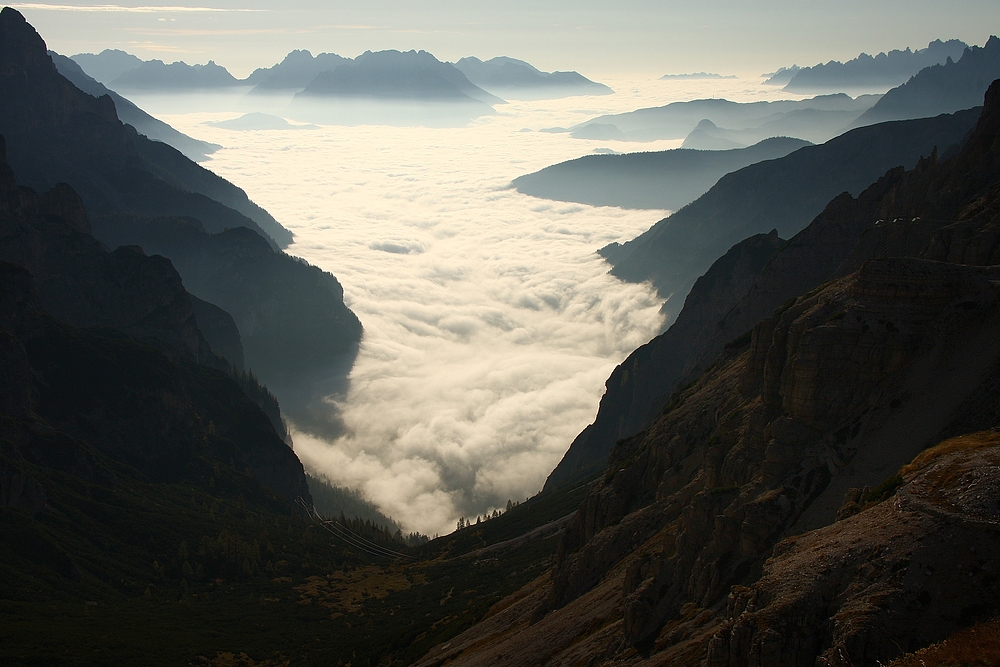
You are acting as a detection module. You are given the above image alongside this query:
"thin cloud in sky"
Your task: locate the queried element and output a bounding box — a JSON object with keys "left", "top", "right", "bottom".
{"left": 9, "top": 3, "right": 263, "bottom": 12}
{"left": 126, "top": 27, "right": 315, "bottom": 36}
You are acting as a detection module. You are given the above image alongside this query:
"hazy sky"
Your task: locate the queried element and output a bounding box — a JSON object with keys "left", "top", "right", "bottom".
{"left": 13, "top": 0, "right": 1000, "bottom": 79}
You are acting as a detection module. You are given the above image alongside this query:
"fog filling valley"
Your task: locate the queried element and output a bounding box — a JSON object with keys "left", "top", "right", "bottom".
{"left": 144, "top": 78, "right": 811, "bottom": 536}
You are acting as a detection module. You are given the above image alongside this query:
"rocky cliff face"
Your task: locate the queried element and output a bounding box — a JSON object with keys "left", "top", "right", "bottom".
{"left": 0, "top": 139, "right": 307, "bottom": 505}
{"left": 415, "top": 80, "right": 1000, "bottom": 667}
{"left": 0, "top": 136, "right": 217, "bottom": 365}
{"left": 708, "top": 430, "right": 1000, "bottom": 666}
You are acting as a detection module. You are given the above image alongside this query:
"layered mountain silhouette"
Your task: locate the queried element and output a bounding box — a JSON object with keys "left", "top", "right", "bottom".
{"left": 570, "top": 93, "right": 878, "bottom": 143}
{"left": 777, "top": 39, "right": 968, "bottom": 92}
{"left": 296, "top": 49, "right": 500, "bottom": 104}
{"left": 68, "top": 47, "right": 141, "bottom": 85}
{"left": 760, "top": 64, "right": 799, "bottom": 86}
{"left": 680, "top": 107, "right": 879, "bottom": 147}
{"left": 0, "top": 8, "right": 361, "bottom": 432}
{"left": 855, "top": 35, "right": 1000, "bottom": 125}
{"left": 415, "top": 78, "right": 1000, "bottom": 667}
{"left": 660, "top": 72, "right": 737, "bottom": 80}
{"left": 512, "top": 136, "right": 810, "bottom": 211}
{"left": 49, "top": 51, "right": 221, "bottom": 162}
{"left": 289, "top": 49, "right": 501, "bottom": 126}
{"left": 244, "top": 49, "right": 349, "bottom": 94}
{"left": 600, "top": 108, "right": 980, "bottom": 322}
{"left": 453, "top": 56, "right": 612, "bottom": 100}
{"left": 103, "top": 58, "right": 244, "bottom": 92}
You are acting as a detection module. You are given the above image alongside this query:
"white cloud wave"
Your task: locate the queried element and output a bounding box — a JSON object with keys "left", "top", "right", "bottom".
{"left": 148, "top": 78, "right": 774, "bottom": 535}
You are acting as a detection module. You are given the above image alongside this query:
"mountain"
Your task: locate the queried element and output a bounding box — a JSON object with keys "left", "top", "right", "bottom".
{"left": 204, "top": 112, "right": 317, "bottom": 131}
{"left": 543, "top": 108, "right": 982, "bottom": 491}
{"left": 0, "top": 8, "right": 361, "bottom": 430}
{"left": 245, "top": 49, "right": 349, "bottom": 94}
{"left": 297, "top": 49, "right": 501, "bottom": 104}
{"left": 600, "top": 107, "right": 981, "bottom": 320}
{"left": 107, "top": 58, "right": 243, "bottom": 92}
{"left": 570, "top": 93, "right": 878, "bottom": 142}
{"left": 453, "top": 56, "right": 612, "bottom": 100}
{"left": 290, "top": 49, "right": 501, "bottom": 127}
{"left": 69, "top": 47, "right": 141, "bottom": 85}
{"left": 660, "top": 72, "right": 737, "bottom": 80}
{"left": 49, "top": 51, "right": 221, "bottom": 162}
{"left": 412, "top": 78, "right": 1000, "bottom": 667}
{"left": 856, "top": 35, "right": 1000, "bottom": 125}
{"left": 680, "top": 107, "right": 881, "bottom": 147}
{"left": 0, "top": 135, "right": 307, "bottom": 504}
{"left": 761, "top": 65, "right": 800, "bottom": 85}
{"left": 782, "top": 39, "right": 969, "bottom": 92}
{"left": 512, "top": 136, "right": 811, "bottom": 211}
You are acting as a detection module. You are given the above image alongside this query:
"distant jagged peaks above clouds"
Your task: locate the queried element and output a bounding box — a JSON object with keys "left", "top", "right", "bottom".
{"left": 453, "top": 56, "right": 612, "bottom": 100}
{"left": 296, "top": 49, "right": 502, "bottom": 105}
{"left": 71, "top": 48, "right": 244, "bottom": 92}
{"left": 659, "top": 72, "right": 737, "bottom": 80}
{"left": 244, "top": 49, "right": 350, "bottom": 94}
{"left": 766, "top": 38, "right": 969, "bottom": 91}
{"left": 854, "top": 35, "right": 1000, "bottom": 125}
{"left": 69, "top": 45, "right": 611, "bottom": 105}
{"left": 569, "top": 93, "right": 879, "bottom": 144}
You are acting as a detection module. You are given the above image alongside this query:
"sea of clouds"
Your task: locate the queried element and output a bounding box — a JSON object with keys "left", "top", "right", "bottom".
{"left": 150, "top": 78, "right": 805, "bottom": 535}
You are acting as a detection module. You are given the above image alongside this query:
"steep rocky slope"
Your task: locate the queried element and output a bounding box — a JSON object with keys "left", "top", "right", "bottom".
{"left": 416, "top": 80, "right": 1000, "bottom": 667}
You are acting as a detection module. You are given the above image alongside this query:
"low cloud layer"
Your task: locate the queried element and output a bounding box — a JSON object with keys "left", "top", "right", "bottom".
{"left": 158, "top": 78, "right": 792, "bottom": 535}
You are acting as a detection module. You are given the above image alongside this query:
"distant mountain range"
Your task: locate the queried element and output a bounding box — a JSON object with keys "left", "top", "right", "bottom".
{"left": 244, "top": 49, "right": 349, "bottom": 94}
{"left": 49, "top": 51, "right": 220, "bottom": 162}
{"left": 107, "top": 58, "right": 243, "bottom": 92}
{"left": 70, "top": 48, "right": 612, "bottom": 111}
{"left": 453, "top": 56, "right": 612, "bottom": 100}
{"left": 296, "top": 49, "right": 500, "bottom": 104}
{"left": 770, "top": 39, "right": 969, "bottom": 92}
{"left": 512, "top": 136, "right": 810, "bottom": 211}
{"left": 660, "top": 72, "right": 736, "bottom": 80}
{"left": 854, "top": 35, "right": 1000, "bottom": 125}
{"left": 599, "top": 108, "right": 980, "bottom": 320}
{"left": 568, "top": 93, "right": 878, "bottom": 143}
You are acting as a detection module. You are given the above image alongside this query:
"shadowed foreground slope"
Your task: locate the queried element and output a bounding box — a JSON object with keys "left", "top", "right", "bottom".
{"left": 414, "top": 79, "right": 1000, "bottom": 667}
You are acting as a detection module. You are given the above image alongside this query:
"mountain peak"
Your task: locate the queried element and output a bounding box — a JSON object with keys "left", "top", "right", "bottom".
{"left": 0, "top": 7, "right": 55, "bottom": 77}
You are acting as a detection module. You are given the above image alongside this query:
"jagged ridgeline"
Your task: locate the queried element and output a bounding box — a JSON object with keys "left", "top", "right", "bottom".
{"left": 0, "top": 8, "right": 361, "bottom": 418}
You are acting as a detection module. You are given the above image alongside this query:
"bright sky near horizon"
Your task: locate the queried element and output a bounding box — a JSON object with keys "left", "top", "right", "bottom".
{"left": 10, "top": 0, "right": 1000, "bottom": 79}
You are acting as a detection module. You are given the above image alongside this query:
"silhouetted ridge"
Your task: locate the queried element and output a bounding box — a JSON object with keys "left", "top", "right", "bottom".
{"left": 108, "top": 58, "right": 242, "bottom": 92}
{"left": 783, "top": 39, "right": 968, "bottom": 92}
{"left": 513, "top": 137, "right": 810, "bottom": 211}
{"left": 454, "top": 56, "right": 612, "bottom": 100}
{"left": 601, "top": 108, "right": 980, "bottom": 321}
{"left": 49, "top": 50, "right": 221, "bottom": 162}
{"left": 856, "top": 35, "right": 1000, "bottom": 125}
{"left": 245, "top": 49, "right": 349, "bottom": 93}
